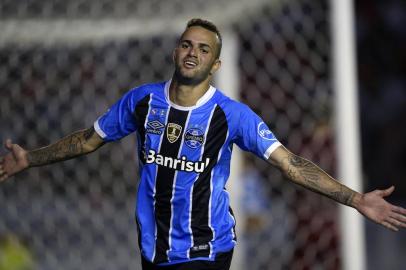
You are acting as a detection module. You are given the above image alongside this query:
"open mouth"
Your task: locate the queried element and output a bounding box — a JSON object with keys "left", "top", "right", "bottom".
{"left": 184, "top": 60, "right": 198, "bottom": 68}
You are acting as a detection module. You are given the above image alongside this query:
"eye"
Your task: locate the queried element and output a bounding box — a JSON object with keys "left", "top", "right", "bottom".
{"left": 181, "top": 43, "right": 189, "bottom": 49}
{"left": 200, "top": 48, "right": 209, "bottom": 54}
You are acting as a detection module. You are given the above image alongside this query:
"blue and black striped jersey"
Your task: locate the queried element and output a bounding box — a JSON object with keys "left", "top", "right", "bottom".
{"left": 94, "top": 80, "right": 281, "bottom": 265}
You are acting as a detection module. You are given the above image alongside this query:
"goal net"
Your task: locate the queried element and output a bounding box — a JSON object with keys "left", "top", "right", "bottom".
{"left": 0, "top": 0, "right": 344, "bottom": 269}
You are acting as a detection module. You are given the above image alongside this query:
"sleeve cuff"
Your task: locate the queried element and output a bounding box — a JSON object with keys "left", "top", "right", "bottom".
{"left": 263, "top": 141, "right": 282, "bottom": 159}
{"left": 94, "top": 120, "right": 107, "bottom": 139}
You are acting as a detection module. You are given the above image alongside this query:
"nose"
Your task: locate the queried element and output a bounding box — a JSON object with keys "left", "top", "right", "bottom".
{"left": 187, "top": 46, "right": 198, "bottom": 57}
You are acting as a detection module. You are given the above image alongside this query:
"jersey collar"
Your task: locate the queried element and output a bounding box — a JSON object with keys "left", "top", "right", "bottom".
{"left": 164, "top": 80, "right": 216, "bottom": 111}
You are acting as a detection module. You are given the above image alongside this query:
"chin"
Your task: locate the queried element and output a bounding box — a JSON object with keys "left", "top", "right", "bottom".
{"left": 173, "top": 71, "right": 195, "bottom": 84}
{"left": 174, "top": 67, "right": 209, "bottom": 85}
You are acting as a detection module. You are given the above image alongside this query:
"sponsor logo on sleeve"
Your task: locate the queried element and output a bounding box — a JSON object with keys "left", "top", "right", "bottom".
{"left": 184, "top": 128, "right": 205, "bottom": 149}
{"left": 257, "top": 122, "right": 275, "bottom": 140}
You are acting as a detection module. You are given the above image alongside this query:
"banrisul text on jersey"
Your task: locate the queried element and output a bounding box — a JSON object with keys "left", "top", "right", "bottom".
{"left": 145, "top": 149, "right": 210, "bottom": 173}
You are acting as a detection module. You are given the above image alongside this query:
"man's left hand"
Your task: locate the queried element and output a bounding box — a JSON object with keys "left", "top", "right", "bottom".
{"left": 354, "top": 186, "right": 406, "bottom": 231}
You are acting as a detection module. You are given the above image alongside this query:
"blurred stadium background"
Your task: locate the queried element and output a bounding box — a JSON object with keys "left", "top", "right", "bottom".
{"left": 0, "top": 0, "right": 405, "bottom": 269}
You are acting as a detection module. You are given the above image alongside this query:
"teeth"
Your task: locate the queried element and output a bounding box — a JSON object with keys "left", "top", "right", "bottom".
{"left": 185, "top": 61, "right": 197, "bottom": 66}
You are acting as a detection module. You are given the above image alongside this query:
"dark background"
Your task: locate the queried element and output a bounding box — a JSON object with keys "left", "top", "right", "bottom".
{"left": 356, "top": 0, "right": 406, "bottom": 198}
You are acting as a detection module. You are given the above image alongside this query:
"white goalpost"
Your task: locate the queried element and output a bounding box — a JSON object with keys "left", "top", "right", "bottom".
{"left": 330, "top": 1, "right": 366, "bottom": 270}
{"left": 216, "top": 31, "right": 243, "bottom": 270}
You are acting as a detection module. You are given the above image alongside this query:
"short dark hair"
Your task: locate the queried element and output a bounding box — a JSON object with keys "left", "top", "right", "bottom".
{"left": 184, "top": 18, "right": 222, "bottom": 59}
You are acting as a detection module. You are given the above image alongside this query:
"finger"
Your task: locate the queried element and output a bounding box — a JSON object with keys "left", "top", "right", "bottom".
{"left": 393, "top": 206, "right": 406, "bottom": 215}
{"left": 380, "top": 186, "right": 395, "bottom": 197}
{"left": 390, "top": 212, "right": 406, "bottom": 223}
{"left": 382, "top": 221, "right": 398, "bottom": 232}
{"left": 388, "top": 217, "right": 406, "bottom": 228}
{"left": 5, "top": 139, "right": 13, "bottom": 151}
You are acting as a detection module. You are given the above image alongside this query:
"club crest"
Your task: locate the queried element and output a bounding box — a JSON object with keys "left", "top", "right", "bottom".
{"left": 167, "top": 123, "right": 182, "bottom": 143}
{"left": 184, "top": 128, "right": 205, "bottom": 149}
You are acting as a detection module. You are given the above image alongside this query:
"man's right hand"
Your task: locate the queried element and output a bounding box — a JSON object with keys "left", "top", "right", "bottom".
{"left": 0, "top": 127, "right": 104, "bottom": 183}
{"left": 0, "top": 139, "right": 29, "bottom": 182}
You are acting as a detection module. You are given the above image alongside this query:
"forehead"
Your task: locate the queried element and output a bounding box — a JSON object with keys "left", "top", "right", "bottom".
{"left": 180, "top": 26, "right": 219, "bottom": 47}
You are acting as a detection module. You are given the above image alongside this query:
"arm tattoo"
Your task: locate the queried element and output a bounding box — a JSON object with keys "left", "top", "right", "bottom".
{"left": 27, "top": 127, "right": 96, "bottom": 167}
{"left": 329, "top": 186, "right": 355, "bottom": 206}
{"left": 83, "top": 127, "right": 95, "bottom": 141}
{"left": 283, "top": 153, "right": 356, "bottom": 206}
{"left": 288, "top": 155, "right": 321, "bottom": 185}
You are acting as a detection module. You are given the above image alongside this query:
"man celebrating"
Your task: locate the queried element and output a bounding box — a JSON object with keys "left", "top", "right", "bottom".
{"left": 1, "top": 19, "right": 405, "bottom": 270}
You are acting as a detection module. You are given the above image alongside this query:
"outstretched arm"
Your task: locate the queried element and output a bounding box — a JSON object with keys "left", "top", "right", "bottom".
{"left": 268, "top": 145, "right": 406, "bottom": 231}
{"left": 0, "top": 127, "right": 104, "bottom": 182}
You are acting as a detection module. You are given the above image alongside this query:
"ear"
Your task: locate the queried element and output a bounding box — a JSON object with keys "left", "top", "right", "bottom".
{"left": 172, "top": 49, "right": 176, "bottom": 63}
{"left": 209, "top": 59, "right": 221, "bottom": 75}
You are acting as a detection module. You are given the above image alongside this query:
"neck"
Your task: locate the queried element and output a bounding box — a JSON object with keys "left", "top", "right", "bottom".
{"left": 169, "top": 77, "right": 211, "bottom": 107}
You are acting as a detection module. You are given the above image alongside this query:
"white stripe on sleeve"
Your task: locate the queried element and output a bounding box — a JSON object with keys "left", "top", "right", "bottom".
{"left": 94, "top": 120, "right": 107, "bottom": 139}
{"left": 264, "top": 141, "right": 282, "bottom": 159}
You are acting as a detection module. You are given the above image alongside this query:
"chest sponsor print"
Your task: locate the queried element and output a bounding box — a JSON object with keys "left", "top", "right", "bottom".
{"left": 146, "top": 149, "right": 210, "bottom": 173}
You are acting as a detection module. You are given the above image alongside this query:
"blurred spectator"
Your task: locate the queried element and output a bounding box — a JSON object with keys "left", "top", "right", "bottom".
{"left": 0, "top": 234, "right": 35, "bottom": 270}
{"left": 240, "top": 157, "right": 294, "bottom": 270}
{"left": 240, "top": 158, "right": 271, "bottom": 258}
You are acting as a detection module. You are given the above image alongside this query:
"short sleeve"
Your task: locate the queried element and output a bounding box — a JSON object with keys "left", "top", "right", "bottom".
{"left": 94, "top": 90, "right": 141, "bottom": 142}
{"left": 234, "top": 105, "right": 281, "bottom": 159}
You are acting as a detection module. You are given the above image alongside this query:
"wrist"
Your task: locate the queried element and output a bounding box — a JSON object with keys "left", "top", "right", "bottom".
{"left": 350, "top": 192, "right": 363, "bottom": 209}
{"left": 24, "top": 150, "right": 32, "bottom": 169}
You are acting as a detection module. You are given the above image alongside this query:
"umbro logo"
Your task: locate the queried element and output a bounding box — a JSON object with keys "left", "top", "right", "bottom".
{"left": 146, "top": 120, "right": 165, "bottom": 135}
{"left": 147, "top": 120, "right": 164, "bottom": 130}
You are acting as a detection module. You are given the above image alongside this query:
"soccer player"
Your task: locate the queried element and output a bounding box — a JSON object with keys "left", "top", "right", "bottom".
{"left": 1, "top": 18, "right": 405, "bottom": 270}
